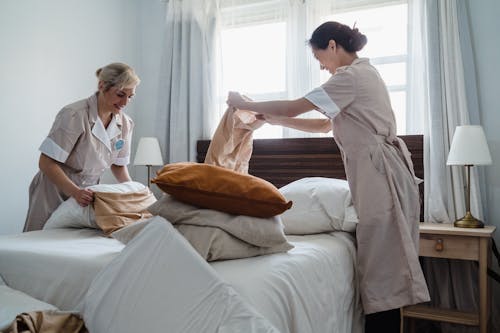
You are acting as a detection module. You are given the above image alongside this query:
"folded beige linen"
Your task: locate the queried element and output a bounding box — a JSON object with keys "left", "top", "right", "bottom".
{"left": 93, "top": 188, "right": 157, "bottom": 235}
{"left": 5, "top": 311, "right": 87, "bottom": 333}
{"left": 204, "top": 107, "right": 264, "bottom": 174}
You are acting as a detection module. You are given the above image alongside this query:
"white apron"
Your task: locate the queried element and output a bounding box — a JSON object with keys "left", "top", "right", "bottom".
{"left": 305, "top": 58, "right": 430, "bottom": 313}
{"left": 24, "top": 93, "right": 133, "bottom": 232}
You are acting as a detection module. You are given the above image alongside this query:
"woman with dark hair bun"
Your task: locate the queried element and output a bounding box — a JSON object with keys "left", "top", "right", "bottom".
{"left": 227, "top": 21, "right": 429, "bottom": 333}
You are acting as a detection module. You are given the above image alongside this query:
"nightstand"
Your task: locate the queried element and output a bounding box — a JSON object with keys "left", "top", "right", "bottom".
{"left": 401, "top": 222, "right": 496, "bottom": 333}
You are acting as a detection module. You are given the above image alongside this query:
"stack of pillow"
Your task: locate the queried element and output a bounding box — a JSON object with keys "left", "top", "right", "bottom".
{"left": 43, "top": 163, "right": 358, "bottom": 262}
{"left": 148, "top": 162, "right": 294, "bottom": 260}
{"left": 43, "top": 164, "right": 296, "bottom": 262}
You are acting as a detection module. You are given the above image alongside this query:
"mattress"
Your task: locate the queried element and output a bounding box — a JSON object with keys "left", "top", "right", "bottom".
{"left": 0, "top": 227, "right": 362, "bottom": 333}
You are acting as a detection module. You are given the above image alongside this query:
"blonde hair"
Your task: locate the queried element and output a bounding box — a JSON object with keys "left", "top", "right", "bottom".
{"left": 95, "top": 62, "right": 140, "bottom": 91}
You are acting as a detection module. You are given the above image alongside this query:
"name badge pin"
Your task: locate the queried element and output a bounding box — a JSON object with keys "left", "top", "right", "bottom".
{"left": 115, "top": 139, "right": 124, "bottom": 150}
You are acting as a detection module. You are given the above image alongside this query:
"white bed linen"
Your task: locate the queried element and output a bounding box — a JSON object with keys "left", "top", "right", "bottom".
{"left": 212, "top": 233, "right": 363, "bottom": 333}
{"left": 83, "top": 217, "right": 278, "bottom": 333}
{"left": 0, "top": 228, "right": 124, "bottom": 310}
{"left": 0, "top": 224, "right": 362, "bottom": 333}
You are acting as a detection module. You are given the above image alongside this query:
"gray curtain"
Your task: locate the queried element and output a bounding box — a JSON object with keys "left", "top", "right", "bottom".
{"left": 407, "top": 0, "right": 497, "bottom": 332}
{"left": 156, "top": 0, "right": 219, "bottom": 163}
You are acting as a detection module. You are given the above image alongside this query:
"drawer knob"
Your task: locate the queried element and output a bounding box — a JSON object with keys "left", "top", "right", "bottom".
{"left": 435, "top": 238, "right": 444, "bottom": 252}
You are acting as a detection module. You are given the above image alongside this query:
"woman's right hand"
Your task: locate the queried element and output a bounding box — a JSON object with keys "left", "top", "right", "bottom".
{"left": 72, "top": 188, "right": 94, "bottom": 207}
{"left": 226, "top": 91, "right": 247, "bottom": 109}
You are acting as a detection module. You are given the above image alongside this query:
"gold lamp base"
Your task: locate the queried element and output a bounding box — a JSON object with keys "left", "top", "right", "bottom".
{"left": 454, "top": 211, "right": 484, "bottom": 228}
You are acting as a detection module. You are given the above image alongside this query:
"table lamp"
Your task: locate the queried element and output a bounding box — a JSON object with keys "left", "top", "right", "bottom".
{"left": 446, "top": 125, "right": 492, "bottom": 228}
{"left": 134, "top": 137, "right": 164, "bottom": 187}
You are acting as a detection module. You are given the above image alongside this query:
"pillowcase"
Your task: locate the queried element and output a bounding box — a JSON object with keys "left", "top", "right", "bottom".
{"left": 111, "top": 216, "right": 293, "bottom": 262}
{"left": 151, "top": 162, "right": 292, "bottom": 218}
{"left": 278, "top": 177, "right": 358, "bottom": 235}
{"left": 44, "top": 181, "right": 147, "bottom": 230}
{"left": 147, "top": 194, "right": 290, "bottom": 248}
{"left": 93, "top": 188, "right": 157, "bottom": 235}
{"left": 175, "top": 224, "right": 293, "bottom": 261}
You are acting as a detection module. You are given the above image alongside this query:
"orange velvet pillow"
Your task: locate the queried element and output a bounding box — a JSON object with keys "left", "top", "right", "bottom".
{"left": 151, "top": 162, "right": 292, "bottom": 218}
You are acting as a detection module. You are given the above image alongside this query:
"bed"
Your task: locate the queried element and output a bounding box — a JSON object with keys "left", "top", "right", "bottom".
{"left": 0, "top": 135, "right": 423, "bottom": 333}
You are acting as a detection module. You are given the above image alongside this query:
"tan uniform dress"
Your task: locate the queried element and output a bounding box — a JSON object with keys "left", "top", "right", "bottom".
{"left": 305, "top": 58, "right": 430, "bottom": 314}
{"left": 24, "top": 93, "right": 134, "bottom": 232}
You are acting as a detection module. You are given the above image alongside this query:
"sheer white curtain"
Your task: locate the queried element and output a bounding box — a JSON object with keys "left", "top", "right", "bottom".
{"left": 155, "top": 0, "right": 219, "bottom": 163}
{"left": 407, "top": 1, "right": 496, "bottom": 332}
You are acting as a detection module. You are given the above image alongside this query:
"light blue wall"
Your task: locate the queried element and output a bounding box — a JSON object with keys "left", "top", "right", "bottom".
{"left": 467, "top": 3, "right": 500, "bottom": 331}
{"left": 467, "top": 0, "right": 500, "bottom": 241}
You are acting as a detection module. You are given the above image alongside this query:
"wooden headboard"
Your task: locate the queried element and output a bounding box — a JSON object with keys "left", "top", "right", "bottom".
{"left": 197, "top": 135, "right": 424, "bottom": 219}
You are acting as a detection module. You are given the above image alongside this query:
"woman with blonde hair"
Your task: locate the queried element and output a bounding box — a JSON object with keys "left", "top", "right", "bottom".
{"left": 24, "top": 62, "right": 140, "bottom": 231}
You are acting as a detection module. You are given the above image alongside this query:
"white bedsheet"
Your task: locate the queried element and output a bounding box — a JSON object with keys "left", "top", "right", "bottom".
{"left": 0, "top": 223, "right": 362, "bottom": 333}
{"left": 83, "top": 217, "right": 278, "bottom": 333}
{"left": 0, "top": 228, "right": 124, "bottom": 310}
{"left": 213, "top": 233, "right": 362, "bottom": 333}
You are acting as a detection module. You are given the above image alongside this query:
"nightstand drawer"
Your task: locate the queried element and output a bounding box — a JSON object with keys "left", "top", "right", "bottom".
{"left": 419, "top": 234, "right": 479, "bottom": 260}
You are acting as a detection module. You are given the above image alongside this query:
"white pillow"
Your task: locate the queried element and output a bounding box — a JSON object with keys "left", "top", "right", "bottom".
{"left": 86, "top": 181, "right": 147, "bottom": 193}
{"left": 0, "top": 285, "right": 58, "bottom": 330}
{"left": 279, "top": 177, "right": 358, "bottom": 234}
{"left": 44, "top": 181, "right": 147, "bottom": 230}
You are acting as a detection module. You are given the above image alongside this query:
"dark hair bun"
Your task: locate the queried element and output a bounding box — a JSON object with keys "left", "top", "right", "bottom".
{"left": 309, "top": 21, "right": 367, "bottom": 53}
{"left": 350, "top": 28, "right": 367, "bottom": 52}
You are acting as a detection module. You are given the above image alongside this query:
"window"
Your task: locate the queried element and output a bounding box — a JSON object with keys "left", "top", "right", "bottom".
{"left": 219, "top": 0, "right": 409, "bottom": 138}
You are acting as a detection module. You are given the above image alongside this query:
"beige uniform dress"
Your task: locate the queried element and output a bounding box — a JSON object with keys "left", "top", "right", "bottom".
{"left": 24, "top": 93, "right": 134, "bottom": 232}
{"left": 305, "top": 58, "right": 430, "bottom": 314}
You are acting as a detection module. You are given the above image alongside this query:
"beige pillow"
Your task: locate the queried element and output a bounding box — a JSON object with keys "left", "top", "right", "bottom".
{"left": 93, "top": 188, "right": 157, "bottom": 235}
{"left": 176, "top": 224, "right": 293, "bottom": 261}
{"left": 151, "top": 162, "right": 292, "bottom": 218}
{"left": 111, "top": 218, "right": 293, "bottom": 262}
{"left": 148, "top": 194, "right": 289, "bottom": 248}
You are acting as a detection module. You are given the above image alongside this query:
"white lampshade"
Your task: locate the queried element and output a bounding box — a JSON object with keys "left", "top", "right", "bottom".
{"left": 133, "top": 137, "right": 164, "bottom": 166}
{"left": 447, "top": 125, "right": 492, "bottom": 166}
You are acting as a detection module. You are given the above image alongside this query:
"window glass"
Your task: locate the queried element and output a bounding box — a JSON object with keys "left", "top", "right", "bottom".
{"left": 323, "top": 4, "right": 407, "bottom": 59}
{"left": 221, "top": 22, "right": 286, "bottom": 95}
{"left": 375, "top": 62, "right": 406, "bottom": 87}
